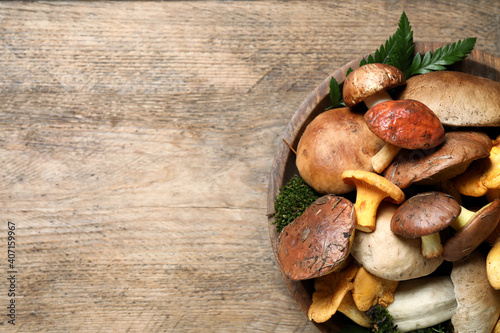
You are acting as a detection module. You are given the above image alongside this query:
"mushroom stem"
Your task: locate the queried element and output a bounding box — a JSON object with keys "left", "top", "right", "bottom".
{"left": 353, "top": 185, "right": 385, "bottom": 232}
{"left": 421, "top": 233, "right": 444, "bottom": 258}
{"left": 450, "top": 206, "right": 476, "bottom": 230}
{"left": 363, "top": 90, "right": 393, "bottom": 109}
{"left": 372, "top": 143, "right": 402, "bottom": 174}
{"left": 487, "top": 242, "right": 500, "bottom": 290}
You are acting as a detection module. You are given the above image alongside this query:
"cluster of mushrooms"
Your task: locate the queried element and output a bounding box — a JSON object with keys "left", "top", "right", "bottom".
{"left": 275, "top": 63, "right": 500, "bottom": 332}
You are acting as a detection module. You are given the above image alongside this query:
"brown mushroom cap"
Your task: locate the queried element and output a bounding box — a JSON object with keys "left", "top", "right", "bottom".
{"left": 451, "top": 251, "right": 500, "bottom": 332}
{"left": 296, "top": 107, "right": 385, "bottom": 194}
{"left": 395, "top": 71, "right": 500, "bottom": 127}
{"left": 277, "top": 195, "right": 356, "bottom": 280}
{"left": 364, "top": 99, "right": 445, "bottom": 150}
{"left": 343, "top": 63, "right": 406, "bottom": 108}
{"left": 383, "top": 131, "right": 493, "bottom": 189}
{"left": 442, "top": 199, "right": 500, "bottom": 262}
{"left": 391, "top": 192, "right": 461, "bottom": 238}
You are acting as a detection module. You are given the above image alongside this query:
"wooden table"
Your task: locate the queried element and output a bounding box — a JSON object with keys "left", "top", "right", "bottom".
{"left": 0, "top": 1, "right": 498, "bottom": 332}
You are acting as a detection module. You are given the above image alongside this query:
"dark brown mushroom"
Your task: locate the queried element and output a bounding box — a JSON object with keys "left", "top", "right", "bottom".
{"left": 296, "top": 107, "right": 385, "bottom": 194}
{"left": 277, "top": 195, "right": 356, "bottom": 280}
{"left": 383, "top": 131, "right": 493, "bottom": 189}
{"left": 343, "top": 63, "right": 406, "bottom": 109}
{"left": 391, "top": 192, "right": 461, "bottom": 258}
{"left": 364, "top": 99, "right": 445, "bottom": 173}
{"left": 442, "top": 199, "right": 500, "bottom": 262}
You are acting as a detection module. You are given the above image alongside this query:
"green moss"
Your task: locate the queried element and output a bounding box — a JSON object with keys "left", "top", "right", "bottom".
{"left": 273, "top": 174, "right": 321, "bottom": 233}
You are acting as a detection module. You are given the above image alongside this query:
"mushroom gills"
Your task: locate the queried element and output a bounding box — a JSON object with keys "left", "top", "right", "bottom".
{"left": 386, "top": 275, "right": 457, "bottom": 332}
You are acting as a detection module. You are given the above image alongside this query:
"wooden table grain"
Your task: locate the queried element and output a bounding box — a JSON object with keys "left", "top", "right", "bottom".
{"left": 0, "top": 1, "right": 498, "bottom": 332}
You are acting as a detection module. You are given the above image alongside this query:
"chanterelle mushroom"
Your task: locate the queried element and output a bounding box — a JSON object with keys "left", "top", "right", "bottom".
{"left": 454, "top": 135, "right": 500, "bottom": 197}
{"left": 486, "top": 222, "right": 500, "bottom": 290}
{"left": 343, "top": 63, "right": 406, "bottom": 109}
{"left": 351, "top": 266, "right": 398, "bottom": 312}
{"left": 308, "top": 263, "right": 371, "bottom": 327}
{"left": 395, "top": 70, "right": 500, "bottom": 127}
{"left": 451, "top": 251, "right": 500, "bottom": 333}
{"left": 341, "top": 170, "right": 405, "bottom": 232}
{"left": 386, "top": 275, "right": 457, "bottom": 332}
{"left": 277, "top": 195, "right": 356, "bottom": 280}
{"left": 383, "top": 131, "right": 492, "bottom": 189}
{"left": 442, "top": 199, "right": 500, "bottom": 262}
{"left": 391, "top": 192, "right": 461, "bottom": 258}
{"left": 364, "top": 99, "right": 445, "bottom": 173}
{"left": 296, "top": 107, "right": 385, "bottom": 194}
{"left": 351, "top": 203, "right": 444, "bottom": 281}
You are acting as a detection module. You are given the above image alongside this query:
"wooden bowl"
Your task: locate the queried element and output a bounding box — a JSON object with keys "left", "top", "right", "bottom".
{"left": 267, "top": 42, "right": 500, "bottom": 332}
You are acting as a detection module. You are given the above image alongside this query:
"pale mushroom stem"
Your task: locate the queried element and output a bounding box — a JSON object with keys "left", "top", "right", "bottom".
{"left": 364, "top": 90, "right": 393, "bottom": 109}
{"left": 421, "top": 233, "right": 444, "bottom": 258}
{"left": 372, "top": 143, "right": 402, "bottom": 174}
{"left": 450, "top": 206, "right": 476, "bottom": 230}
{"left": 487, "top": 242, "right": 500, "bottom": 290}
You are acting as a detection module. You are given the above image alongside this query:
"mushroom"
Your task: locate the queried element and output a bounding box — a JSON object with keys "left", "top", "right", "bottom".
{"left": 391, "top": 192, "right": 461, "bottom": 258}
{"left": 343, "top": 63, "right": 406, "bottom": 109}
{"left": 364, "top": 99, "right": 445, "bottom": 173}
{"left": 442, "top": 199, "right": 500, "bottom": 262}
{"left": 308, "top": 263, "right": 371, "bottom": 327}
{"left": 486, "top": 222, "right": 500, "bottom": 289}
{"left": 351, "top": 266, "right": 399, "bottom": 312}
{"left": 395, "top": 70, "right": 500, "bottom": 127}
{"left": 386, "top": 275, "right": 457, "bottom": 332}
{"left": 277, "top": 195, "right": 356, "bottom": 280}
{"left": 350, "top": 203, "right": 444, "bottom": 281}
{"left": 384, "top": 131, "right": 493, "bottom": 189}
{"left": 296, "top": 107, "right": 385, "bottom": 194}
{"left": 495, "top": 318, "right": 500, "bottom": 333}
{"left": 451, "top": 251, "right": 500, "bottom": 333}
{"left": 341, "top": 170, "right": 405, "bottom": 232}
{"left": 454, "top": 135, "right": 500, "bottom": 198}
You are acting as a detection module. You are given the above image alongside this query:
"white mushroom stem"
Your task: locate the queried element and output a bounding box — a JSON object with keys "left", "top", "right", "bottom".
{"left": 372, "top": 143, "right": 402, "bottom": 174}
{"left": 450, "top": 206, "right": 476, "bottom": 230}
{"left": 387, "top": 275, "right": 457, "bottom": 332}
{"left": 364, "top": 90, "right": 393, "bottom": 109}
{"left": 421, "top": 233, "right": 444, "bottom": 259}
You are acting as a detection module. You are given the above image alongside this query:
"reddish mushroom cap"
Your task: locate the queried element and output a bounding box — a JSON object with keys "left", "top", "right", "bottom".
{"left": 277, "top": 195, "right": 356, "bottom": 280}
{"left": 364, "top": 99, "right": 445, "bottom": 150}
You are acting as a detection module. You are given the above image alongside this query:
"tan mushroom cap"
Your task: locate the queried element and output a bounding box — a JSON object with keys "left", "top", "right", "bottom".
{"left": 455, "top": 136, "right": 500, "bottom": 197}
{"left": 442, "top": 199, "right": 500, "bottom": 262}
{"left": 343, "top": 63, "right": 406, "bottom": 108}
{"left": 296, "top": 107, "right": 385, "bottom": 194}
{"left": 451, "top": 251, "right": 500, "bottom": 333}
{"left": 351, "top": 203, "right": 444, "bottom": 281}
{"left": 342, "top": 170, "right": 405, "bottom": 232}
{"left": 395, "top": 70, "right": 500, "bottom": 127}
{"left": 384, "top": 131, "right": 493, "bottom": 189}
{"left": 277, "top": 195, "right": 356, "bottom": 280}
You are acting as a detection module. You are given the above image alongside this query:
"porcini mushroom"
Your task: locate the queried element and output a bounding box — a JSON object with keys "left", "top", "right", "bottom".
{"left": 351, "top": 266, "right": 398, "bottom": 312}
{"left": 351, "top": 203, "right": 444, "bottom": 281}
{"left": 442, "top": 199, "right": 500, "bottom": 262}
{"left": 451, "top": 251, "right": 500, "bottom": 333}
{"left": 395, "top": 70, "right": 500, "bottom": 127}
{"left": 277, "top": 195, "right": 356, "bottom": 280}
{"left": 391, "top": 192, "right": 461, "bottom": 258}
{"left": 308, "top": 263, "right": 371, "bottom": 327}
{"left": 343, "top": 63, "right": 406, "bottom": 109}
{"left": 454, "top": 135, "right": 500, "bottom": 197}
{"left": 386, "top": 275, "right": 457, "bottom": 332}
{"left": 364, "top": 99, "right": 445, "bottom": 173}
{"left": 384, "top": 131, "right": 493, "bottom": 189}
{"left": 341, "top": 170, "right": 405, "bottom": 232}
{"left": 296, "top": 107, "right": 385, "bottom": 194}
